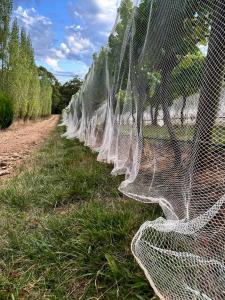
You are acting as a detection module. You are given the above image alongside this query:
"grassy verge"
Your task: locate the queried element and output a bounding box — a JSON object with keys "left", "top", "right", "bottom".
{"left": 0, "top": 125, "right": 160, "bottom": 299}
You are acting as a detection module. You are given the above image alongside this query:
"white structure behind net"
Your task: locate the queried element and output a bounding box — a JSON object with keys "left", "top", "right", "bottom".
{"left": 62, "top": 0, "right": 225, "bottom": 299}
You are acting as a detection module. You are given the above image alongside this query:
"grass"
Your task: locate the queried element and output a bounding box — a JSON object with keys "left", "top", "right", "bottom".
{"left": 121, "top": 124, "right": 225, "bottom": 144}
{"left": 0, "top": 125, "right": 161, "bottom": 299}
{"left": 143, "top": 125, "right": 194, "bottom": 142}
{"left": 143, "top": 125, "right": 225, "bottom": 144}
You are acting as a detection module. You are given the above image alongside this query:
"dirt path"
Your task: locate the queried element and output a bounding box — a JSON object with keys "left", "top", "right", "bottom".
{"left": 0, "top": 115, "right": 60, "bottom": 180}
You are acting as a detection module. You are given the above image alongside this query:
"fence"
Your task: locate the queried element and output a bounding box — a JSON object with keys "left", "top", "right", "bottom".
{"left": 62, "top": 1, "right": 225, "bottom": 299}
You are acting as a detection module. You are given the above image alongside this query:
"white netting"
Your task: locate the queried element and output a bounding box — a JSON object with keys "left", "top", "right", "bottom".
{"left": 62, "top": 0, "right": 225, "bottom": 299}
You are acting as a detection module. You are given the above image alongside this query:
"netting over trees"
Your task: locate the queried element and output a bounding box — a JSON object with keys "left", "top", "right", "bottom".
{"left": 62, "top": 0, "right": 225, "bottom": 298}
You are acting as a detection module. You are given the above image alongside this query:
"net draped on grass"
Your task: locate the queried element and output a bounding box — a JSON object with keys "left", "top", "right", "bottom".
{"left": 62, "top": 0, "right": 225, "bottom": 299}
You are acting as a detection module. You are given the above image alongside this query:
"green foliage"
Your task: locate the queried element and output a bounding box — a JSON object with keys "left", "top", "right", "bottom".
{"left": 172, "top": 51, "right": 205, "bottom": 99}
{"left": 0, "top": 0, "right": 13, "bottom": 90}
{"left": 27, "top": 66, "right": 41, "bottom": 119}
{"left": 39, "top": 74, "right": 53, "bottom": 117}
{"left": 7, "top": 27, "right": 53, "bottom": 120}
{"left": 108, "top": 0, "right": 132, "bottom": 94}
{"left": 38, "top": 66, "right": 62, "bottom": 114}
{"left": 0, "top": 2, "right": 54, "bottom": 123}
{"left": 109, "top": 0, "right": 210, "bottom": 113}
{"left": 38, "top": 66, "right": 82, "bottom": 114}
{"left": 0, "top": 125, "right": 160, "bottom": 299}
{"left": 84, "top": 48, "right": 108, "bottom": 115}
{"left": 0, "top": 91, "right": 13, "bottom": 129}
{"left": 7, "top": 18, "right": 20, "bottom": 116}
{"left": 59, "top": 76, "right": 82, "bottom": 108}
{"left": 116, "top": 89, "right": 133, "bottom": 114}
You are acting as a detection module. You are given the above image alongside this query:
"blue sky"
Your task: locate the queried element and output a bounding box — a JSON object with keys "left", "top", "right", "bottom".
{"left": 13, "top": 0, "right": 119, "bottom": 82}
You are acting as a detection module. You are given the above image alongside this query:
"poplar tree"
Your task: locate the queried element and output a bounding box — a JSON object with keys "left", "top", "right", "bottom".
{"left": 26, "top": 36, "right": 41, "bottom": 119}
{"left": 40, "top": 75, "right": 53, "bottom": 117}
{"left": 18, "top": 29, "right": 30, "bottom": 118}
{"left": 0, "top": 1, "right": 54, "bottom": 122}
{"left": 7, "top": 18, "right": 20, "bottom": 117}
{"left": 0, "top": 0, "right": 13, "bottom": 90}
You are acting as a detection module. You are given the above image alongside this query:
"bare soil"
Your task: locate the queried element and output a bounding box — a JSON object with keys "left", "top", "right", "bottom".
{"left": 0, "top": 115, "right": 59, "bottom": 180}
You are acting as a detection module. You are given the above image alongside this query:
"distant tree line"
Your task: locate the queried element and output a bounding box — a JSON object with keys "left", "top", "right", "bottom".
{"left": 38, "top": 67, "right": 82, "bottom": 115}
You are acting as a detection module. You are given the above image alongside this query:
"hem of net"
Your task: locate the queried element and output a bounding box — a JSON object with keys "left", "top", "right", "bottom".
{"left": 131, "top": 243, "right": 166, "bottom": 300}
{"left": 119, "top": 187, "right": 178, "bottom": 220}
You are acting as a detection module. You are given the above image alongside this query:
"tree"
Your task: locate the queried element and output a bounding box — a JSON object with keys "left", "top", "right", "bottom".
{"left": 27, "top": 66, "right": 41, "bottom": 119}
{"left": 172, "top": 52, "right": 205, "bottom": 126}
{"left": 108, "top": 0, "right": 133, "bottom": 112}
{"left": 39, "top": 74, "right": 52, "bottom": 117}
{"left": 144, "top": 71, "right": 161, "bottom": 125}
{"left": 7, "top": 18, "right": 20, "bottom": 117}
{"left": 18, "top": 29, "right": 31, "bottom": 118}
{"left": 38, "top": 67, "right": 83, "bottom": 114}
{"left": 132, "top": 0, "right": 210, "bottom": 166}
{"left": 0, "top": 1, "right": 54, "bottom": 122}
{"left": 60, "top": 76, "right": 82, "bottom": 110}
{"left": 193, "top": 0, "right": 225, "bottom": 170}
{"left": 38, "top": 66, "right": 63, "bottom": 114}
{"left": 27, "top": 41, "right": 41, "bottom": 119}
{"left": 0, "top": 0, "right": 12, "bottom": 90}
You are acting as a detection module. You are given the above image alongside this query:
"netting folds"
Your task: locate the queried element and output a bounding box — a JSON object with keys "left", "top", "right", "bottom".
{"left": 62, "top": 0, "right": 225, "bottom": 299}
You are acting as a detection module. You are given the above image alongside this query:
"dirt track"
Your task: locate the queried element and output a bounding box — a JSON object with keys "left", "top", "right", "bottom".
{"left": 0, "top": 115, "right": 59, "bottom": 179}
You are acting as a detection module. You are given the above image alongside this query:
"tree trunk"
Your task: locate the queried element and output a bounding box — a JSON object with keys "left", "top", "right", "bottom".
{"left": 131, "top": 64, "right": 147, "bottom": 137}
{"left": 181, "top": 95, "right": 187, "bottom": 127}
{"left": 152, "top": 104, "right": 159, "bottom": 126}
{"left": 192, "top": 0, "right": 225, "bottom": 171}
{"left": 150, "top": 105, "right": 154, "bottom": 124}
{"left": 160, "top": 64, "right": 182, "bottom": 167}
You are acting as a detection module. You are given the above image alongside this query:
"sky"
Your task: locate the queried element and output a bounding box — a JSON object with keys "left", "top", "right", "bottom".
{"left": 13, "top": 0, "right": 119, "bottom": 83}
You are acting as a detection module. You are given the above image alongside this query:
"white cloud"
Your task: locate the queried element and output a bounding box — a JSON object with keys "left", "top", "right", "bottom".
{"left": 65, "top": 24, "right": 83, "bottom": 31}
{"left": 14, "top": 6, "right": 54, "bottom": 60}
{"left": 93, "top": 0, "right": 118, "bottom": 25}
{"left": 15, "top": 6, "right": 52, "bottom": 28}
{"left": 74, "top": 10, "right": 83, "bottom": 19}
{"left": 69, "top": 0, "right": 118, "bottom": 42}
{"left": 99, "top": 31, "right": 110, "bottom": 37}
{"left": 45, "top": 57, "right": 62, "bottom": 71}
{"left": 14, "top": 1, "right": 119, "bottom": 82}
{"left": 51, "top": 33, "right": 95, "bottom": 62}
{"left": 65, "top": 34, "right": 94, "bottom": 54}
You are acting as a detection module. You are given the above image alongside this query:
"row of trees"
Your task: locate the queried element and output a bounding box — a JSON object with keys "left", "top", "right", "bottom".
{"left": 87, "top": 0, "right": 207, "bottom": 126}
{"left": 0, "top": 0, "right": 52, "bottom": 123}
{"left": 88, "top": 0, "right": 225, "bottom": 170}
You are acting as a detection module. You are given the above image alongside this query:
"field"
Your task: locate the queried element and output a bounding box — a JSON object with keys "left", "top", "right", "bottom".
{"left": 0, "top": 124, "right": 160, "bottom": 300}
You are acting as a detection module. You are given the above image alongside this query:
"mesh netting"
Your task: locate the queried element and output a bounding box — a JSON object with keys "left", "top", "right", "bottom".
{"left": 62, "top": 0, "right": 225, "bottom": 299}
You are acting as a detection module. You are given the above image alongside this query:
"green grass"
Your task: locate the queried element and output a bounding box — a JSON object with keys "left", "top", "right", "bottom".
{"left": 121, "top": 124, "right": 225, "bottom": 144}
{"left": 143, "top": 125, "right": 225, "bottom": 144}
{"left": 0, "top": 125, "right": 160, "bottom": 299}
{"left": 143, "top": 125, "right": 194, "bottom": 142}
